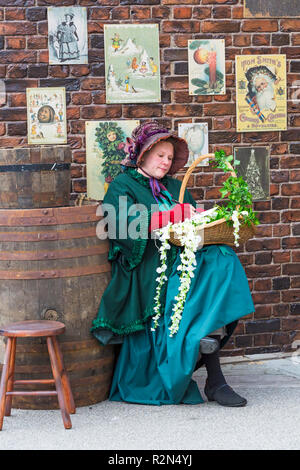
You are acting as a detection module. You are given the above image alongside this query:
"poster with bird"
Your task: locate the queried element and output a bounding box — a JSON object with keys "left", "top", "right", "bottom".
{"left": 236, "top": 54, "right": 287, "bottom": 132}
{"left": 178, "top": 123, "right": 209, "bottom": 167}
{"left": 104, "top": 24, "right": 161, "bottom": 104}
{"left": 188, "top": 39, "right": 225, "bottom": 95}
{"left": 86, "top": 120, "right": 140, "bottom": 201}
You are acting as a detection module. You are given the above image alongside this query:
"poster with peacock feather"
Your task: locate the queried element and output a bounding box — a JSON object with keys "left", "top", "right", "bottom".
{"left": 188, "top": 39, "right": 225, "bottom": 96}
{"left": 86, "top": 120, "right": 139, "bottom": 201}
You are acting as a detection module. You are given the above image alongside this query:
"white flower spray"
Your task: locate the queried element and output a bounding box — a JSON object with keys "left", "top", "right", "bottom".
{"left": 152, "top": 207, "right": 248, "bottom": 337}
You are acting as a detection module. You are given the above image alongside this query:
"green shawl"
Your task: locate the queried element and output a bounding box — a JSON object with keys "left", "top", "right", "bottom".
{"left": 91, "top": 167, "right": 196, "bottom": 345}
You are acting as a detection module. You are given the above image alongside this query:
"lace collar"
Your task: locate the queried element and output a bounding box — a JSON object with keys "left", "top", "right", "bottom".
{"left": 124, "top": 166, "right": 169, "bottom": 188}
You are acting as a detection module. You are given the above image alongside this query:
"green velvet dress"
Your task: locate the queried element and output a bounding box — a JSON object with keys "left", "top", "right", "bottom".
{"left": 91, "top": 167, "right": 255, "bottom": 405}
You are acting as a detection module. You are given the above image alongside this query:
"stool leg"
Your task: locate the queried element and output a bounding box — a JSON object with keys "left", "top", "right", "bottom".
{"left": 51, "top": 336, "right": 76, "bottom": 414}
{"left": 5, "top": 337, "right": 16, "bottom": 416}
{"left": 46, "top": 337, "right": 72, "bottom": 430}
{"left": 0, "top": 337, "right": 13, "bottom": 430}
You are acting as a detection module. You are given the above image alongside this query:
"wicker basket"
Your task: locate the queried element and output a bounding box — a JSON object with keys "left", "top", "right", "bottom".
{"left": 169, "top": 153, "right": 256, "bottom": 248}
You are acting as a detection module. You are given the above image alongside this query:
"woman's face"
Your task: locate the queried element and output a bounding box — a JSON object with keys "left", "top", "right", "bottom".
{"left": 138, "top": 140, "right": 174, "bottom": 179}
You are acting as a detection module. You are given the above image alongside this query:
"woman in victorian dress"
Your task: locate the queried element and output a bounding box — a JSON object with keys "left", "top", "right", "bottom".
{"left": 91, "top": 121, "right": 254, "bottom": 407}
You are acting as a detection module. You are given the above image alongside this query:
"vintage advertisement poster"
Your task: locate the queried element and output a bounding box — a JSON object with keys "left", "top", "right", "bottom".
{"left": 244, "top": 0, "right": 300, "bottom": 18}
{"left": 188, "top": 39, "right": 225, "bottom": 96}
{"left": 178, "top": 123, "right": 209, "bottom": 167}
{"left": 27, "top": 87, "right": 67, "bottom": 145}
{"left": 104, "top": 24, "right": 161, "bottom": 104}
{"left": 234, "top": 147, "right": 270, "bottom": 201}
{"left": 236, "top": 55, "right": 287, "bottom": 133}
{"left": 86, "top": 120, "right": 140, "bottom": 201}
{"left": 48, "top": 7, "right": 88, "bottom": 65}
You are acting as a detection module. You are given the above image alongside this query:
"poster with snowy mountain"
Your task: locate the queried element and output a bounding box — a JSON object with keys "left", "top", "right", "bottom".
{"left": 104, "top": 24, "right": 161, "bottom": 104}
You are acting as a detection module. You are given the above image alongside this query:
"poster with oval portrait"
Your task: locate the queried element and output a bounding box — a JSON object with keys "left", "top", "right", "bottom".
{"left": 27, "top": 87, "right": 67, "bottom": 145}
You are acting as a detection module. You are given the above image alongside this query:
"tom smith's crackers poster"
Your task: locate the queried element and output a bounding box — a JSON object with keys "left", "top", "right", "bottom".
{"left": 236, "top": 54, "right": 287, "bottom": 133}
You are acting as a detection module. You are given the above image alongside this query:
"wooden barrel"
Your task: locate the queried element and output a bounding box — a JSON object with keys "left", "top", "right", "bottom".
{"left": 0, "top": 146, "right": 71, "bottom": 209}
{"left": 0, "top": 202, "right": 115, "bottom": 409}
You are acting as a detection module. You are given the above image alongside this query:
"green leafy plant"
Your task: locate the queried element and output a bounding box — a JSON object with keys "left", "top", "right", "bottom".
{"left": 210, "top": 149, "right": 260, "bottom": 228}
{"left": 191, "top": 68, "right": 224, "bottom": 95}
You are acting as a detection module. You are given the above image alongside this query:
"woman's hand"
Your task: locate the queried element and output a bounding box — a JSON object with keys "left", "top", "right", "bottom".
{"left": 149, "top": 204, "right": 199, "bottom": 232}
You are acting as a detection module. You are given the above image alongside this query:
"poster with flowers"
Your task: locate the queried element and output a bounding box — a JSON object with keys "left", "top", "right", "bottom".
{"left": 236, "top": 54, "right": 287, "bottom": 132}
{"left": 27, "top": 87, "right": 67, "bottom": 145}
{"left": 104, "top": 24, "right": 161, "bottom": 104}
{"left": 188, "top": 39, "right": 225, "bottom": 95}
{"left": 86, "top": 120, "right": 140, "bottom": 201}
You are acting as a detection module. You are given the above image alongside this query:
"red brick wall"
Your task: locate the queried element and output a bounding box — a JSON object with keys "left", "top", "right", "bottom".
{"left": 0, "top": 0, "right": 299, "bottom": 356}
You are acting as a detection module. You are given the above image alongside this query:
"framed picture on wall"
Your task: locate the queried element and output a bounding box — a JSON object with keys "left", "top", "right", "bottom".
{"left": 236, "top": 54, "right": 287, "bottom": 132}
{"left": 104, "top": 24, "right": 161, "bottom": 104}
{"left": 27, "top": 87, "right": 67, "bottom": 145}
{"left": 188, "top": 39, "right": 226, "bottom": 96}
{"left": 86, "top": 120, "right": 140, "bottom": 201}
{"left": 244, "top": 0, "right": 300, "bottom": 18}
{"left": 48, "top": 6, "right": 88, "bottom": 65}
{"left": 178, "top": 123, "right": 209, "bottom": 167}
{"left": 234, "top": 146, "right": 270, "bottom": 201}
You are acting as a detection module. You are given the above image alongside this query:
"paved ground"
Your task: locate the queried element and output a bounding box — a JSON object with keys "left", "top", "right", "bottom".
{"left": 1, "top": 353, "right": 300, "bottom": 451}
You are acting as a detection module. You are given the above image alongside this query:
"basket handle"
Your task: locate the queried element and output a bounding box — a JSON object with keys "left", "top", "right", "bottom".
{"left": 178, "top": 153, "right": 237, "bottom": 203}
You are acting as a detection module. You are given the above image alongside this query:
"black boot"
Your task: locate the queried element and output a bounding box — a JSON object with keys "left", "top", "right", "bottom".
{"left": 204, "top": 379, "right": 247, "bottom": 407}
{"left": 202, "top": 346, "right": 247, "bottom": 407}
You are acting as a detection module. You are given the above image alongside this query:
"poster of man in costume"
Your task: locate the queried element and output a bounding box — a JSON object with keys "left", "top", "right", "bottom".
{"left": 188, "top": 39, "right": 225, "bottom": 95}
{"left": 86, "top": 120, "right": 140, "bottom": 201}
{"left": 48, "top": 7, "right": 88, "bottom": 65}
{"left": 234, "top": 147, "right": 270, "bottom": 201}
{"left": 27, "top": 87, "right": 67, "bottom": 145}
{"left": 236, "top": 55, "right": 287, "bottom": 132}
{"left": 104, "top": 24, "right": 161, "bottom": 104}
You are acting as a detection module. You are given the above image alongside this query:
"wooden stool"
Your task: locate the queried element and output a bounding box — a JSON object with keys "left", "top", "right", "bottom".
{"left": 0, "top": 320, "right": 76, "bottom": 430}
